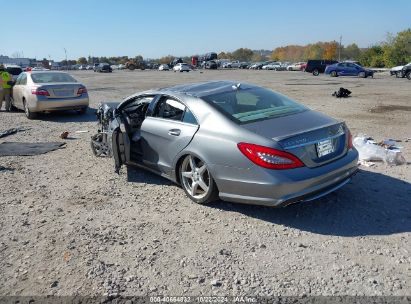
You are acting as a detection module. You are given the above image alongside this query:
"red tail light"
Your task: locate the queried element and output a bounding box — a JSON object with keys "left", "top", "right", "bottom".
{"left": 347, "top": 129, "right": 353, "bottom": 149}
{"left": 77, "top": 87, "right": 87, "bottom": 95}
{"left": 31, "top": 88, "right": 49, "bottom": 96}
{"left": 237, "top": 142, "right": 304, "bottom": 170}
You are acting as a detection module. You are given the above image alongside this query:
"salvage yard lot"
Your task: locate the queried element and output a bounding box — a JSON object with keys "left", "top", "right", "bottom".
{"left": 0, "top": 70, "right": 410, "bottom": 296}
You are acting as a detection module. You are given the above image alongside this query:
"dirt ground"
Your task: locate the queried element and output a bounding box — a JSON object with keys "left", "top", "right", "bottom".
{"left": 0, "top": 69, "right": 410, "bottom": 297}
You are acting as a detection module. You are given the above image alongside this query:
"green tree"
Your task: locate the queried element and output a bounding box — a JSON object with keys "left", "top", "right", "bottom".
{"left": 77, "top": 57, "right": 87, "bottom": 64}
{"left": 383, "top": 29, "right": 411, "bottom": 66}
{"left": 342, "top": 43, "right": 361, "bottom": 60}
{"left": 359, "top": 45, "right": 384, "bottom": 67}
{"left": 231, "top": 48, "right": 254, "bottom": 62}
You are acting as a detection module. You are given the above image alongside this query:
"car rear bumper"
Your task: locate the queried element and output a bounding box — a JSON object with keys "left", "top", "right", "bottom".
{"left": 212, "top": 149, "right": 359, "bottom": 207}
{"left": 29, "top": 96, "right": 89, "bottom": 112}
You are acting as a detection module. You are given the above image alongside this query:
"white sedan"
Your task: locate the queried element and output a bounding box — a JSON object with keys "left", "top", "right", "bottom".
{"left": 173, "top": 63, "right": 190, "bottom": 72}
{"left": 159, "top": 64, "right": 170, "bottom": 71}
{"left": 12, "top": 71, "right": 89, "bottom": 119}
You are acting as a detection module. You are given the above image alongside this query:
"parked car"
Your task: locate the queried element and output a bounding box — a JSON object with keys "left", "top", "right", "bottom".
{"left": 287, "top": 62, "right": 306, "bottom": 71}
{"left": 78, "top": 65, "right": 86, "bottom": 70}
{"left": 32, "top": 67, "right": 50, "bottom": 71}
{"left": 305, "top": 60, "right": 338, "bottom": 76}
{"left": 239, "top": 62, "right": 250, "bottom": 69}
{"left": 86, "top": 65, "right": 94, "bottom": 70}
{"left": 325, "top": 62, "right": 374, "bottom": 78}
{"left": 249, "top": 62, "right": 265, "bottom": 70}
{"left": 159, "top": 64, "right": 170, "bottom": 71}
{"left": 93, "top": 81, "right": 358, "bottom": 206}
{"left": 95, "top": 63, "right": 112, "bottom": 73}
{"left": 262, "top": 62, "right": 282, "bottom": 70}
{"left": 4, "top": 64, "right": 23, "bottom": 81}
{"left": 93, "top": 63, "right": 99, "bottom": 71}
{"left": 173, "top": 63, "right": 190, "bottom": 72}
{"left": 11, "top": 71, "right": 89, "bottom": 119}
{"left": 204, "top": 60, "right": 218, "bottom": 69}
{"left": 400, "top": 64, "right": 411, "bottom": 79}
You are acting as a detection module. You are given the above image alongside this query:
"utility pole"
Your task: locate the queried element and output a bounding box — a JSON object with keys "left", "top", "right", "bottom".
{"left": 64, "top": 48, "right": 68, "bottom": 71}
{"left": 339, "top": 35, "right": 342, "bottom": 61}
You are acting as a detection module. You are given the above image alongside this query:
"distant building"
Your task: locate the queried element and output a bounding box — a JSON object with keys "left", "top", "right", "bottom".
{"left": 0, "top": 55, "right": 31, "bottom": 67}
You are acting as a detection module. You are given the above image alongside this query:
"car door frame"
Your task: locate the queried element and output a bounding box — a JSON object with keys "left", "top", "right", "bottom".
{"left": 139, "top": 94, "right": 200, "bottom": 176}
{"left": 111, "top": 94, "right": 160, "bottom": 173}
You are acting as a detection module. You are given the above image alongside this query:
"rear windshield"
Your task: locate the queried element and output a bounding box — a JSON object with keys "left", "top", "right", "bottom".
{"left": 202, "top": 87, "right": 308, "bottom": 124}
{"left": 31, "top": 73, "right": 77, "bottom": 83}
{"left": 6, "top": 67, "right": 23, "bottom": 75}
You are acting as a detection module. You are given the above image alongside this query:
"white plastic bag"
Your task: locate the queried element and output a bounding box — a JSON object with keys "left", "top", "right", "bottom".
{"left": 353, "top": 136, "right": 386, "bottom": 161}
{"left": 353, "top": 135, "right": 406, "bottom": 165}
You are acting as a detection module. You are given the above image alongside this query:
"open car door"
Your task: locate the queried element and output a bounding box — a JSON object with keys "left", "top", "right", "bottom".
{"left": 111, "top": 111, "right": 131, "bottom": 173}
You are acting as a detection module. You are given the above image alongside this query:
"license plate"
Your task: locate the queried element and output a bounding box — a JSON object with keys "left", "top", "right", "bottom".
{"left": 54, "top": 90, "right": 72, "bottom": 96}
{"left": 316, "top": 139, "right": 335, "bottom": 157}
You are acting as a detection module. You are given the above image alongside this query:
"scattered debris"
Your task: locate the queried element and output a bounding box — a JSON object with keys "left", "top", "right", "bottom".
{"left": 60, "top": 131, "right": 69, "bottom": 139}
{"left": 75, "top": 130, "right": 89, "bottom": 134}
{"left": 0, "top": 127, "right": 29, "bottom": 139}
{"left": 358, "top": 160, "right": 376, "bottom": 167}
{"left": 353, "top": 135, "right": 406, "bottom": 165}
{"left": 332, "top": 87, "right": 351, "bottom": 98}
{"left": 0, "top": 142, "right": 66, "bottom": 156}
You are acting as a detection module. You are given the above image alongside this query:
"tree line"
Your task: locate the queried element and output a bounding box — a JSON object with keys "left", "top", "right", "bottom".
{"left": 73, "top": 28, "right": 410, "bottom": 68}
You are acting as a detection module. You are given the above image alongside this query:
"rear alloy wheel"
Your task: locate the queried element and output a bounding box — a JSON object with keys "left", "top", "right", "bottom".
{"left": 406, "top": 72, "right": 411, "bottom": 80}
{"left": 23, "top": 100, "right": 37, "bottom": 119}
{"left": 312, "top": 69, "right": 319, "bottom": 76}
{"left": 180, "top": 155, "right": 218, "bottom": 204}
{"left": 395, "top": 71, "right": 402, "bottom": 78}
{"left": 330, "top": 71, "right": 337, "bottom": 77}
{"left": 358, "top": 71, "right": 366, "bottom": 78}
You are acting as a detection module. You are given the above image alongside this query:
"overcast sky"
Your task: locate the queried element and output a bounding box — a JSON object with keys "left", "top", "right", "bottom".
{"left": 2, "top": 0, "right": 411, "bottom": 60}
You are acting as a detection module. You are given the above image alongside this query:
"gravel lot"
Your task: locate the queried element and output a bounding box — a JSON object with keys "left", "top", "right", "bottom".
{"left": 0, "top": 70, "right": 410, "bottom": 297}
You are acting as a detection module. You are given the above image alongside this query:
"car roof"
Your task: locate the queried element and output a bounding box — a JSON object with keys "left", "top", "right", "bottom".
{"left": 159, "top": 81, "right": 254, "bottom": 98}
{"left": 29, "top": 71, "right": 68, "bottom": 74}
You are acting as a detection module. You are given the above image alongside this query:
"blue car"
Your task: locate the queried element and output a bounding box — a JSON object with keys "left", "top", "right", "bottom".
{"left": 325, "top": 62, "right": 374, "bottom": 78}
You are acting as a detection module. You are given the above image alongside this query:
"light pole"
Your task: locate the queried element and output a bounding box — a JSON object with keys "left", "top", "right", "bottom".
{"left": 64, "top": 48, "right": 68, "bottom": 71}
{"left": 339, "top": 36, "right": 342, "bottom": 61}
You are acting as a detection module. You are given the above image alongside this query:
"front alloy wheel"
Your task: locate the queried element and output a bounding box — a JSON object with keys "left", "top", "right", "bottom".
{"left": 180, "top": 155, "right": 218, "bottom": 204}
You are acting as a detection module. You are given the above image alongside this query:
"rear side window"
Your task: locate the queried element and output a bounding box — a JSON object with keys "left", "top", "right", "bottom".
{"left": 20, "top": 73, "right": 27, "bottom": 85}
{"left": 154, "top": 98, "right": 185, "bottom": 121}
{"left": 203, "top": 86, "right": 308, "bottom": 124}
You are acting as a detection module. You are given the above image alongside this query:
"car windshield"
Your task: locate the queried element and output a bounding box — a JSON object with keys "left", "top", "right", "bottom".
{"left": 203, "top": 86, "right": 308, "bottom": 124}
{"left": 31, "top": 73, "right": 77, "bottom": 83}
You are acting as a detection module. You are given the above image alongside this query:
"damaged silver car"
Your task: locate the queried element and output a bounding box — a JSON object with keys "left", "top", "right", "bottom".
{"left": 92, "top": 81, "right": 358, "bottom": 206}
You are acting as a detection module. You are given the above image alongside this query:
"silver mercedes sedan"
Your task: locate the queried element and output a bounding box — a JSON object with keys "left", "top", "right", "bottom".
{"left": 11, "top": 71, "right": 89, "bottom": 119}
{"left": 96, "top": 81, "right": 358, "bottom": 207}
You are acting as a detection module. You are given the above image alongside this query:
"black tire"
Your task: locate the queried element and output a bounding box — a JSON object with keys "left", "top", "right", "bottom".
{"left": 179, "top": 155, "right": 219, "bottom": 204}
{"left": 406, "top": 72, "right": 411, "bottom": 80}
{"left": 312, "top": 69, "right": 319, "bottom": 76}
{"left": 128, "top": 64, "right": 136, "bottom": 71}
{"left": 395, "top": 71, "right": 402, "bottom": 78}
{"left": 23, "top": 99, "right": 37, "bottom": 119}
{"left": 9, "top": 97, "right": 18, "bottom": 112}
{"left": 358, "top": 71, "right": 366, "bottom": 78}
{"left": 330, "top": 71, "right": 337, "bottom": 77}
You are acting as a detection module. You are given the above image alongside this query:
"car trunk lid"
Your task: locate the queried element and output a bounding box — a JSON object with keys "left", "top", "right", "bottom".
{"left": 39, "top": 83, "right": 82, "bottom": 99}
{"left": 241, "top": 110, "right": 349, "bottom": 168}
